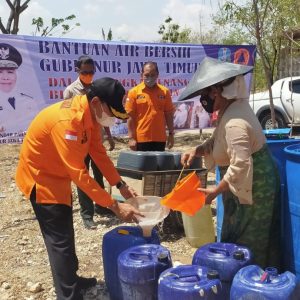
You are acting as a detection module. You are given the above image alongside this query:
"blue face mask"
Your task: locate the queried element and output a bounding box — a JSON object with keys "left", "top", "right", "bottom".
{"left": 200, "top": 94, "right": 215, "bottom": 114}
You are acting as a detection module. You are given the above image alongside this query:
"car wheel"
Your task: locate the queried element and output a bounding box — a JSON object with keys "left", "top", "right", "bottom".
{"left": 260, "top": 112, "right": 287, "bottom": 130}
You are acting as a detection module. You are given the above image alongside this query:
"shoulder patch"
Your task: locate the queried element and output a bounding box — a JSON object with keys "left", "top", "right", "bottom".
{"left": 60, "top": 99, "right": 73, "bottom": 109}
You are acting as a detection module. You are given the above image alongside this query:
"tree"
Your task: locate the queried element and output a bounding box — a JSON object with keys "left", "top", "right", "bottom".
{"left": 101, "top": 28, "right": 113, "bottom": 41}
{"left": 0, "top": 0, "right": 30, "bottom": 34}
{"left": 0, "top": 0, "right": 79, "bottom": 37}
{"left": 32, "top": 15, "right": 80, "bottom": 37}
{"left": 214, "top": 0, "right": 300, "bottom": 128}
{"left": 158, "top": 17, "right": 192, "bottom": 44}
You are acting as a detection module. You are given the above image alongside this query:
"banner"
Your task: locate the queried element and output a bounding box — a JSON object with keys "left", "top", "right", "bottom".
{"left": 0, "top": 34, "right": 256, "bottom": 144}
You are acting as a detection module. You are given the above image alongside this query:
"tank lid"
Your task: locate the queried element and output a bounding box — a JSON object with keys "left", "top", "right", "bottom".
{"left": 233, "top": 250, "right": 245, "bottom": 260}
{"left": 207, "top": 270, "right": 220, "bottom": 280}
{"left": 265, "top": 267, "right": 278, "bottom": 276}
{"left": 157, "top": 252, "right": 169, "bottom": 263}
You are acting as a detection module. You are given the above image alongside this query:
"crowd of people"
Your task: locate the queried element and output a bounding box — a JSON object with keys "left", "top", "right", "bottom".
{"left": 9, "top": 50, "right": 282, "bottom": 299}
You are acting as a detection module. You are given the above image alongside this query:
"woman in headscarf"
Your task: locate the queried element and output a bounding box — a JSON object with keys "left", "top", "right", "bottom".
{"left": 180, "top": 57, "right": 281, "bottom": 268}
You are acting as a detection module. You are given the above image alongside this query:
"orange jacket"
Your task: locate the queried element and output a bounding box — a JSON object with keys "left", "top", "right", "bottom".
{"left": 15, "top": 95, "right": 120, "bottom": 207}
{"left": 125, "top": 82, "right": 174, "bottom": 142}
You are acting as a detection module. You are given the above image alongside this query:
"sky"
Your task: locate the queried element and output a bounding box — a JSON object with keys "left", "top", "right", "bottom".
{"left": 0, "top": 0, "right": 224, "bottom": 42}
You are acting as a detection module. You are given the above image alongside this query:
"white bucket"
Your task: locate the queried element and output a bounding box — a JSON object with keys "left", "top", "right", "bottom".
{"left": 126, "top": 196, "right": 170, "bottom": 237}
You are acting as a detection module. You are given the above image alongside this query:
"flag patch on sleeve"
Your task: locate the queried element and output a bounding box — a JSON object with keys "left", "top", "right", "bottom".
{"left": 65, "top": 130, "right": 78, "bottom": 141}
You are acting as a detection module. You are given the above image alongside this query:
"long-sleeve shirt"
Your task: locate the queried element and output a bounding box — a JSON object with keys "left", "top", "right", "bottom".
{"left": 15, "top": 95, "right": 121, "bottom": 207}
{"left": 201, "top": 99, "right": 266, "bottom": 204}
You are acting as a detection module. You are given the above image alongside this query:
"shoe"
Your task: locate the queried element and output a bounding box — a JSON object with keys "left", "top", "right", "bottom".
{"left": 77, "top": 276, "right": 97, "bottom": 289}
{"left": 83, "top": 219, "right": 97, "bottom": 229}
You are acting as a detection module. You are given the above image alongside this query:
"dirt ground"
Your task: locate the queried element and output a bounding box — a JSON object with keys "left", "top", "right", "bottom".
{"left": 0, "top": 131, "right": 216, "bottom": 300}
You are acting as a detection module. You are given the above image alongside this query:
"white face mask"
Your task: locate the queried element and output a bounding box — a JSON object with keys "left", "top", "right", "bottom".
{"left": 94, "top": 105, "right": 116, "bottom": 127}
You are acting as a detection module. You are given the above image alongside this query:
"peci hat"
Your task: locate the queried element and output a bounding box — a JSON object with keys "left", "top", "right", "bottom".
{"left": 0, "top": 43, "right": 22, "bottom": 69}
{"left": 88, "top": 77, "right": 128, "bottom": 119}
{"left": 178, "top": 57, "right": 253, "bottom": 101}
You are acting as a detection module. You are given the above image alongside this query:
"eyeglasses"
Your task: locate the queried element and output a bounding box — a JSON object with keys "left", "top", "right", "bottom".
{"left": 79, "top": 70, "right": 95, "bottom": 75}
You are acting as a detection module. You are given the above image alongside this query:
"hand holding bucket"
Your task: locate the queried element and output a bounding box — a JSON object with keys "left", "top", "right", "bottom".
{"left": 160, "top": 170, "right": 205, "bottom": 216}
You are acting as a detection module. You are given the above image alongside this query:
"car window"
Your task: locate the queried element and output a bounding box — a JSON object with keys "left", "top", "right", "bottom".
{"left": 289, "top": 80, "right": 300, "bottom": 94}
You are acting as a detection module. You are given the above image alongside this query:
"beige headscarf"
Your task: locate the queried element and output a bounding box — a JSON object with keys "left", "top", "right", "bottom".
{"left": 221, "top": 75, "right": 249, "bottom": 100}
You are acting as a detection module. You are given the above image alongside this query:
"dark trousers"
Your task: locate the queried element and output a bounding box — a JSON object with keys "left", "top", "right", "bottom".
{"left": 136, "top": 141, "right": 166, "bottom": 151}
{"left": 77, "top": 155, "right": 104, "bottom": 220}
{"left": 30, "top": 188, "right": 83, "bottom": 300}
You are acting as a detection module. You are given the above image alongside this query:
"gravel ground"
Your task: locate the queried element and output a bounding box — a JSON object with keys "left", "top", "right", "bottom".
{"left": 0, "top": 131, "right": 217, "bottom": 300}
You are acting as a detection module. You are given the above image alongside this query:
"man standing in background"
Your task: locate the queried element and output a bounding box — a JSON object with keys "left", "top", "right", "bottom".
{"left": 125, "top": 61, "right": 175, "bottom": 151}
{"left": 64, "top": 55, "right": 115, "bottom": 229}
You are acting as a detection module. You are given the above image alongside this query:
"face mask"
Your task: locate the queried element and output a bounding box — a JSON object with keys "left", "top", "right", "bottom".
{"left": 94, "top": 106, "right": 116, "bottom": 127}
{"left": 79, "top": 74, "right": 93, "bottom": 85}
{"left": 144, "top": 77, "right": 156, "bottom": 88}
{"left": 200, "top": 94, "right": 215, "bottom": 114}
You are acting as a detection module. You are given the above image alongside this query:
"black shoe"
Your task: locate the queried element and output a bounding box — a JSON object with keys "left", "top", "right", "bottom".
{"left": 77, "top": 276, "right": 97, "bottom": 289}
{"left": 83, "top": 219, "right": 97, "bottom": 229}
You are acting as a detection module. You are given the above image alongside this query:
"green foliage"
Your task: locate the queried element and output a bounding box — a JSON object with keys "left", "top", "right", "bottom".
{"left": 158, "top": 16, "right": 192, "bottom": 44}
{"left": 101, "top": 28, "right": 113, "bottom": 41}
{"left": 107, "top": 28, "right": 113, "bottom": 41}
{"left": 214, "top": 0, "right": 300, "bottom": 88}
{"left": 32, "top": 15, "right": 80, "bottom": 36}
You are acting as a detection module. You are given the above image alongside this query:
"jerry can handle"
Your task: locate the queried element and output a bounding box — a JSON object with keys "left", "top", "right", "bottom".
{"left": 209, "top": 246, "right": 230, "bottom": 256}
{"left": 129, "top": 252, "right": 152, "bottom": 262}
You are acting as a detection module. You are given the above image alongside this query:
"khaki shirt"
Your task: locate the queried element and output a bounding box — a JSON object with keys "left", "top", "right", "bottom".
{"left": 201, "top": 99, "right": 266, "bottom": 204}
{"left": 63, "top": 77, "right": 86, "bottom": 99}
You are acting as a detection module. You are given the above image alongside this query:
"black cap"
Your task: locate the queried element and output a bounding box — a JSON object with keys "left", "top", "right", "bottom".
{"left": 233, "top": 250, "right": 245, "bottom": 260}
{"left": 207, "top": 270, "right": 220, "bottom": 280}
{"left": 88, "top": 77, "right": 128, "bottom": 120}
{"left": 157, "top": 252, "right": 169, "bottom": 264}
{"left": 0, "top": 43, "right": 22, "bottom": 69}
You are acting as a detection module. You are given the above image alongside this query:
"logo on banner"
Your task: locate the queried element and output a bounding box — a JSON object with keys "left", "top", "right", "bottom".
{"left": 0, "top": 47, "right": 9, "bottom": 60}
{"left": 234, "top": 48, "right": 250, "bottom": 65}
{"left": 218, "top": 48, "right": 231, "bottom": 62}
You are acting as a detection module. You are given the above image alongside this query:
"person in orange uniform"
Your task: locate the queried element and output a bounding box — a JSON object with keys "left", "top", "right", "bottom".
{"left": 125, "top": 61, "right": 175, "bottom": 151}
{"left": 15, "top": 77, "right": 143, "bottom": 300}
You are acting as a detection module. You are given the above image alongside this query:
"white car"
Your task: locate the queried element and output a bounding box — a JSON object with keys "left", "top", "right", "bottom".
{"left": 249, "top": 76, "right": 300, "bottom": 129}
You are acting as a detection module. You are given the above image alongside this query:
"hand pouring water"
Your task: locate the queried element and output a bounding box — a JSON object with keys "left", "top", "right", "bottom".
{"left": 126, "top": 196, "right": 170, "bottom": 237}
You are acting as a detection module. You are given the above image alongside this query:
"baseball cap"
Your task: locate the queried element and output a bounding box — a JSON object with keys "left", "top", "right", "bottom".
{"left": 0, "top": 43, "right": 22, "bottom": 69}
{"left": 88, "top": 77, "right": 128, "bottom": 119}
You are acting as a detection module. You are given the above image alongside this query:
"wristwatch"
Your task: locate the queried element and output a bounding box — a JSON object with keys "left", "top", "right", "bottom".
{"left": 116, "top": 180, "right": 127, "bottom": 189}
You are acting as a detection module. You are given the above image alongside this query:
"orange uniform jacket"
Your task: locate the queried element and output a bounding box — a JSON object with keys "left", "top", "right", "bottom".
{"left": 125, "top": 82, "right": 174, "bottom": 143}
{"left": 15, "top": 95, "right": 120, "bottom": 207}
